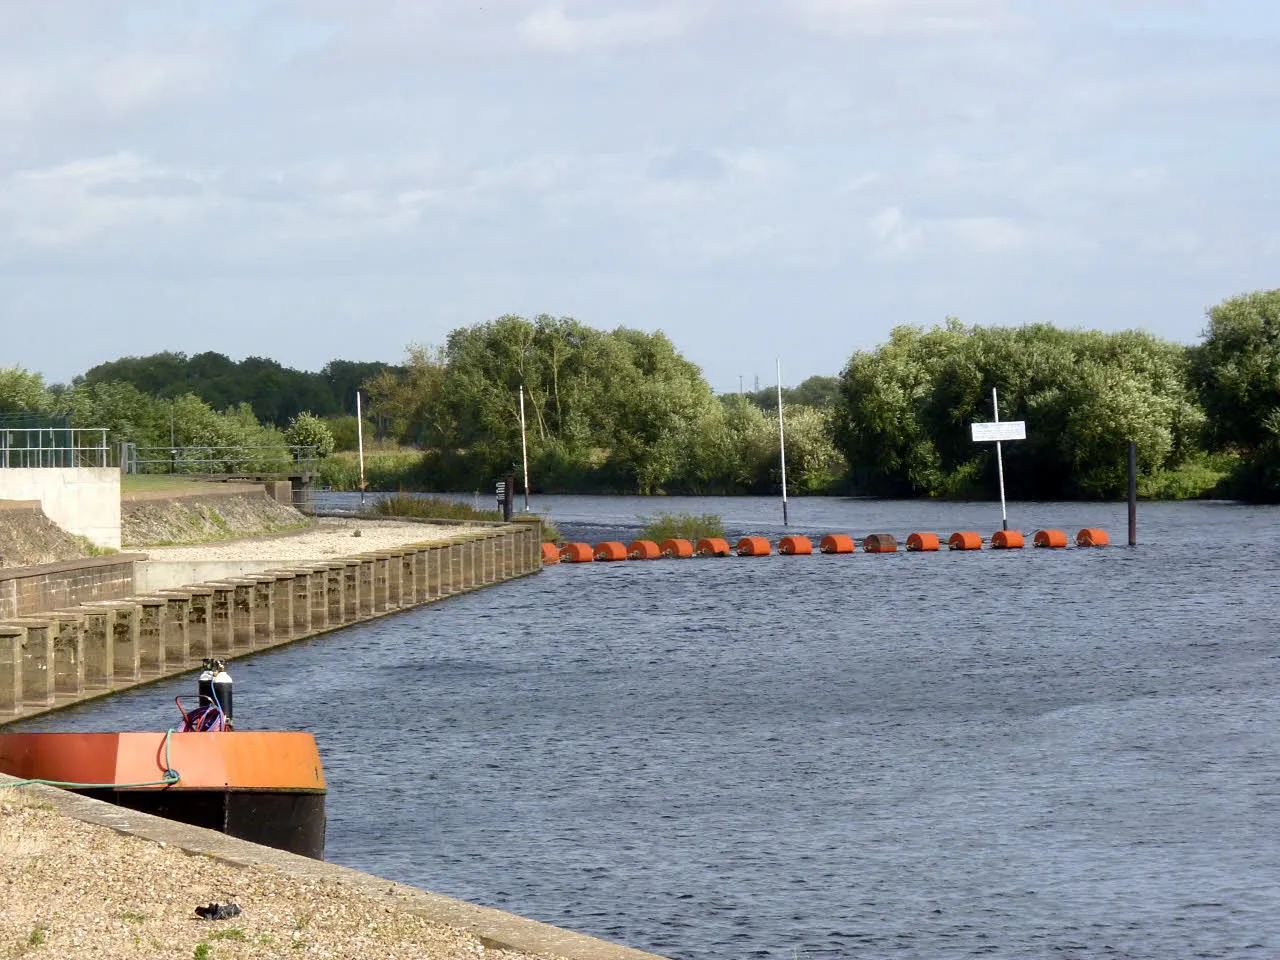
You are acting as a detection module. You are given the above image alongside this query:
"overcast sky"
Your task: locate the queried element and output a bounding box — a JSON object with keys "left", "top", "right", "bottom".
{"left": 2, "top": 0, "right": 1278, "bottom": 391}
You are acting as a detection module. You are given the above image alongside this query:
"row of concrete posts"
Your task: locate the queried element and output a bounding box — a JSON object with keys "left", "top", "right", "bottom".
{"left": 0, "top": 525, "right": 541, "bottom": 721}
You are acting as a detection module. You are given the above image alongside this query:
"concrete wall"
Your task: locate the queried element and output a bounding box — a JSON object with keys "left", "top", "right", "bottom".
{"left": 135, "top": 560, "right": 286, "bottom": 593}
{"left": 0, "top": 555, "right": 142, "bottom": 620}
{"left": 0, "top": 468, "right": 121, "bottom": 549}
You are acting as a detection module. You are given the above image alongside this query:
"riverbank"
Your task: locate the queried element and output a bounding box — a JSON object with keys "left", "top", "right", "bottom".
{"left": 0, "top": 780, "right": 667, "bottom": 960}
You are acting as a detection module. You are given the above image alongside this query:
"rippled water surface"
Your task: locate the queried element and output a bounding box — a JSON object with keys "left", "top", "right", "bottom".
{"left": 21, "top": 497, "right": 1280, "bottom": 959}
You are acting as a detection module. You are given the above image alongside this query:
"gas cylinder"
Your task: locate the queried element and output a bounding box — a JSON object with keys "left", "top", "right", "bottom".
{"left": 197, "top": 663, "right": 215, "bottom": 704}
{"left": 212, "top": 664, "right": 233, "bottom": 729}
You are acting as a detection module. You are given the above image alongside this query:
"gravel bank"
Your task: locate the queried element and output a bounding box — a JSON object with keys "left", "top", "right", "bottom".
{"left": 142, "top": 518, "right": 486, "bottom": 562}
{"left": 0, "top": 791, "right": 555, "bottom": 960}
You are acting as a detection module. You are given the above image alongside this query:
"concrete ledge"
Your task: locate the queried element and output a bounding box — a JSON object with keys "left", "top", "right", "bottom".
{"left": 1, "top": 773, "right": 671, "bottom": 960}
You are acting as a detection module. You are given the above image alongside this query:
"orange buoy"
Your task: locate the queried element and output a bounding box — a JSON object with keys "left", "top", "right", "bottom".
{"left": 948, "top": 531, "right": 982, "bottom": 551}
{"left": 540, "top": 542, "right": 561, "bottom": 564}
{"left": 863, "top": 533, "right": 897, "bottom": 553}
{"left": 660, "top": 538, "right": 694, "bottom": 559}
{"left": 779, "top": 535, "right": 812, "bottom": 555}
{"left": 1077, "top": 527, "right": 1110, "bottom": 547}
{"left": 992, "top": 530, "right": 1024, "bottom": 549}
{"left": 819, "top": 534, "right": 855, "bottom": 554}
{"left": 736, "top": 536, "right": 771, "bottom": 557}
{"left": 696, "top": 537, "right": 732, "bottom": 557}
{"left": 1033, "top": 529, "right": 1067, "bottom": 549}
{"left": 559, "top": 542, "right": 594, "bottom": 563}
{"left": 627, "top": 539, "right": 660, "bottom": 560}
{"left": 906, "top": 532, "right": 940, "bottom": 552}
{"left": 594, "top": 541, "right": 627, "bottom": 562}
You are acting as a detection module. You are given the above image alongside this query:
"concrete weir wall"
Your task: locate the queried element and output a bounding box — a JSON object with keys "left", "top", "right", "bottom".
{"left": 0, "top": 467, "right": 121, "bottom": 550}
{"left": 0, "top": 554, "right": 143, "bottom": 621}
{"left": 0, "top": 524, "right": 541, "bottom": 722}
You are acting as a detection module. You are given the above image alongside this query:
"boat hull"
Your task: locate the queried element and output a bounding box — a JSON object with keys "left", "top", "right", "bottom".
{"left": 0, "top": 732, "right": 327, "bottom": 859}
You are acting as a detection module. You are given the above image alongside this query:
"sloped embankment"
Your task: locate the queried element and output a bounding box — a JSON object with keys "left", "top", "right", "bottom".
{"left": 122, "top": 493, "right": 312, "bottom": 548}
{"left": 0, "top": 504, "right": 99, "bottom": 568}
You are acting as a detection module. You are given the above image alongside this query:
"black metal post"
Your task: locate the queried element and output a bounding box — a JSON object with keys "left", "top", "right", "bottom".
{"left": 1128, "top": 440, "right": 1137, "bottom": 547}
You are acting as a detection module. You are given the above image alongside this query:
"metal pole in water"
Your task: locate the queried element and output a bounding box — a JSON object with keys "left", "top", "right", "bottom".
{"left": 777, "top": 359, "right": 789, "bottom": 526}
{"left": 355, "top": 391, "right": 366, "bottom": 507}
{"left": 519, "top": 386, "right": 531, "bottom": 512}
{"left": 993, "top": 386, "right": 1007, "bottom": 531}
{"left": 1128, "top": 440, "right": 1137, "bottom": 546}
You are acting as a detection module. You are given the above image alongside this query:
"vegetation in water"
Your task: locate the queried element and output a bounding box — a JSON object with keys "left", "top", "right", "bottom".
{"left": 639, "top": 512, "right": 726, "bottom": 543}
{"left": 362, "top": 493, "right": 501, "bottom": 522}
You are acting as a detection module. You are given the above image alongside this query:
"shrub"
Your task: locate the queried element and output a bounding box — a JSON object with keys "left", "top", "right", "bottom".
{"left": 285, "top": 411, "right": 336, "bottom": 458}
{"left": 639, "top": 511, "right": 725, "bottom": 542}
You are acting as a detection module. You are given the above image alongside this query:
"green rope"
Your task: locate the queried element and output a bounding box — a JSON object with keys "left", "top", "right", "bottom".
{"left": 0, "top": 729, "right": 180, "bottom": 790}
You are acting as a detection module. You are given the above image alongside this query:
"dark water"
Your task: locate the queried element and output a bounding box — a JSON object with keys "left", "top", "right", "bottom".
{"left": 17, "top": 497, "right": 1280, "bottom": 959}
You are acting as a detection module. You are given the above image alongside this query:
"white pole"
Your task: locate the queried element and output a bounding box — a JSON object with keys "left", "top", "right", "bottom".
{"left": 519, "top": 386, "right": 531, "bottom": 512}
{"left": 993, "top": 386, "right": 1007, "bottom": 531}
{"left": 777, "top": 359, "right": 788, "bottom": 526}
{"left": 355, "top": 390, "right": 366, "bottom": 505}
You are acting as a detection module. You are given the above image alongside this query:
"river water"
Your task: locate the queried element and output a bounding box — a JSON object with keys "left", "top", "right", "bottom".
{"left": 16, "top": 496, "right": 1280, "bottom": 959}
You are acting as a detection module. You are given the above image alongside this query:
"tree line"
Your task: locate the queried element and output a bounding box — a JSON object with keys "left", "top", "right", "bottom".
{"left": 2, "top": 287, "right": 1278, "bottom": 500}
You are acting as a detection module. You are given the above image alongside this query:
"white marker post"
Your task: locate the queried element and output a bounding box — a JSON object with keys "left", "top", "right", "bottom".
{"left": 970, "top": 387, "right": 1025, "bottom": 531}
{"left": 776, "top": 359, "right": 788, "bottom": 526}
{"left": 355, "top": 390, "right": 367, "bottom": 506}
{"left": 518, "top": 386, "right": 531, "bottom": 512}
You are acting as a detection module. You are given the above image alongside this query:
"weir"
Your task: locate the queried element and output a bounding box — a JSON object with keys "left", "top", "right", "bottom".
{"left": 0, "top": 524, "right": 542, "bottom": 724}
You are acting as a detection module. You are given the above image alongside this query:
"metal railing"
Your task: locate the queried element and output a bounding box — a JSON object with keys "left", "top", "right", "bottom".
{"left": 122, "top": 444, "right": 319, "bottom": 477}
{"left": 0, "top": 428, "right": 110, "bottom": 468}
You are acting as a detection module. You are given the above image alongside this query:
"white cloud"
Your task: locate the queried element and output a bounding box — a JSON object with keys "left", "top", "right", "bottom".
{"left": 792, "top": 0, "right": 1011, "bottom": 35}
{"left": 519, "top": 4, "right": 691, "bottom": 54}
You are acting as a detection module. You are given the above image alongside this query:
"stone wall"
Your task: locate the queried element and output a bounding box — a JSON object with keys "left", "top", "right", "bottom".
{"left": 0, "top": 555, "right": 143, "bottom": 620}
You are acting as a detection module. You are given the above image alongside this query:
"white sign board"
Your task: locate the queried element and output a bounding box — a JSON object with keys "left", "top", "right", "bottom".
{"left": 971, "top": 420, "right": 1026, "bottom": 442}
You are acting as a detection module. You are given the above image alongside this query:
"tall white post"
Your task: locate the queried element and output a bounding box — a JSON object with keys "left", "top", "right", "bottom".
{"left": 993, "top": 386, "right": 1007, "bottom": 531}
{"left": 777, "top": 359, "right": 789, "bottom": 526}
{"left": 519, "top": 387, "right": 531, "bottom": 512}
{"left": 355, "top": 390, "right": 366, "bottom": 505}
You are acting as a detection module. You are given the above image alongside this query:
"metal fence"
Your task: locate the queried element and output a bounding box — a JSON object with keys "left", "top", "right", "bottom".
{"left": 0, "top": 427, "right": 110, "bottom": 468}
{"left": 121, "top": 444, "right": 319, "bottom": 477}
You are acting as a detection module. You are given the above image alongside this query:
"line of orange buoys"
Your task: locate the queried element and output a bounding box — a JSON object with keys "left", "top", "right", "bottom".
{"left": 541, "top": 529, "right": 1111, "bottom": 563}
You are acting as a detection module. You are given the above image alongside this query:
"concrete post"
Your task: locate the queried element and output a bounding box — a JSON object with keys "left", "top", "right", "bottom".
{"left": 466, "top": 538, "right": 479, "bottom": 590}
{"left": 302, "top": 567, "right": 326, "bottom": 631}
{"left": 229, "top": 581, "right": 256, "bottom": 651}
{"left": 356, "top": 560, "right": 374, "bottom": 618}
{"left": 157, "top": 593, "right": 192, "bottom": 667}
{"left": 136, "top": 598, "right": 166, "bottom": 676}
{"left": 17, "top": 620, "right": 54, "bottom": 707}
{"left": 80, "top": 606, "right": 115, "bottom": 691}
{"left": 0, "top": 625, "right": 24, "bottom": 715}
{"left": 326, "top": 564, "right": 345, "bottom": 625}
{"left": 399, "top": 550, "right": 416, "bottom": 605}
{"left": 207, "top": 584, "right": 236, "bottom": 656}
{"left": 91, "top": 602, "right": 140, "bottom": 684}
{"left": 370, "top": 556, "right": 389, "bottom": 613}
{"left": 184, "top": 587, "right": 214, "bottom": 660}
{"left": 386, "top": 551, "right": 404, "bottom": 608}
{"left": 248, "top": 576, "right": 276, "bottom": 647}
{"left": 431, "top": 545, "right": 447, "bottom": 598}
{"left": 268, "top": 572, "right": 295, "bottom": 641}
{"left": 51, "top": 613, "right": 86, "bottom": 696}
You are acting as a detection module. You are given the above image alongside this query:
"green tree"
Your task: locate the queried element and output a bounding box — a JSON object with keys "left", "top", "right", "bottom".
{"left": 284, "top": 411, "right": 336, "bottom": 457}
{"left": 0, "top": 366, "right": 55, "bottom": 414}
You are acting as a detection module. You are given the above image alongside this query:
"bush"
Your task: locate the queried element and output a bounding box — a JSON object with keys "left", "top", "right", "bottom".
{"left": 285, "top": 411, "right": 336, "bottom": 457}
{"left": 639, "top": 511, "right": 725, "bottom": 542}
{"left": 364, "top": 493, "right": 501, "bottom": 522}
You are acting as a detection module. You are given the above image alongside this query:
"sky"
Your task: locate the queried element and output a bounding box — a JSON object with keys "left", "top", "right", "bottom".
{"left": 2, "top": 0, "right": 1278, "bottom": 392}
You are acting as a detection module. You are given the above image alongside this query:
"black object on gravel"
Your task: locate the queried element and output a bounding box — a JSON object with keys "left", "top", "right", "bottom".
{"left": 195, "top": 903, "right": 242, "bottom": 921}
